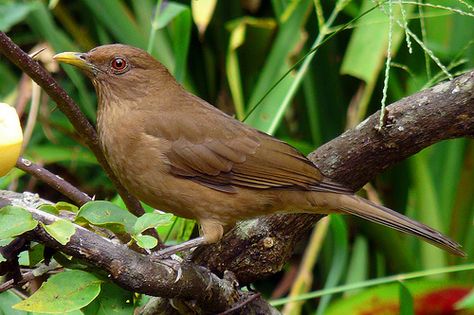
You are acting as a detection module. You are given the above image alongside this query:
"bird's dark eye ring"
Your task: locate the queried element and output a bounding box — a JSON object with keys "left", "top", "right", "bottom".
{"left": 110, "top": 57, "right": 128, "bottom": 73}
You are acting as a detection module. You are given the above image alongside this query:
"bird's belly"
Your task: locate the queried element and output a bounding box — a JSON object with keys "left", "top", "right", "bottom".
{"left": 98, "top": 121, "right": 281, "bottom": 225}
{"left": 110, "top": 154, "right": 281, "bottom": 224}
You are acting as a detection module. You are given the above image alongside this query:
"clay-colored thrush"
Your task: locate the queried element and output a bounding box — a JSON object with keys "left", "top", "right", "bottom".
{"left": 54, "top": 44, "right": 464, "bottom": 256}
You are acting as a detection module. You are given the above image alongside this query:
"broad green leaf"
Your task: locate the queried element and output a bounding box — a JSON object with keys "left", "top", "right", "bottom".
{"left": 13, "top": 270, "right": 102, "bottom": 313}
{"left": 42, "top": 220, "right": 76, "bottom": 245}
{"left": 245, "top": 0, "right": 311, "bottom": 133}
{"left": 341, "top": 0, "right": 406, "bottom": 82}
{"left": 134, "top": 234, "right": 158, "bottom": 249}
{"left": 29, "top": 243, "right": 45, "bottom": 267}
{"left": 399, "top": 282, "right": 414, "bottom": 315}
{"left": 38, "top": 204, "right": 59, "bottom": 215}
{"left": 77, "top": 201, "right": 137, "bottom": 233}
{"left": 18, "top": 248, "right": 29, "bottom": 266}
{"left": 191, "top": 0, "right": 217, "bottom": 36}
{"left": 132, "top": 213, "right": 173, "bottom": 235}
{"left": 340, "top": 0, "right": 409, "bottom": 121}
{"left": 82, "top": 282, "right": 134, "bottom": 315}
{"left": 0, "top": 2, "right": 36, "bottom": 32}
{"left": 0, "top": 206, "right": 38, "bottom": 240}
{"left": 39, "top": 202, "right": 79, "bottom": 216}
{"left": 55, "top": 201, "right": 79, "bottom": 213}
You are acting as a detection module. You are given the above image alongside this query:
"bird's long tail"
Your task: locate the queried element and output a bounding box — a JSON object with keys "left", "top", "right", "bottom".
{"left": 331, "top": 194, "right": 465, "bottom": 256}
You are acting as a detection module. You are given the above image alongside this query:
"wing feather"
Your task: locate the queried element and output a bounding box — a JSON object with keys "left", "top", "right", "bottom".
{"left": 145, "top": 92, "right": 351, "bottom": 194}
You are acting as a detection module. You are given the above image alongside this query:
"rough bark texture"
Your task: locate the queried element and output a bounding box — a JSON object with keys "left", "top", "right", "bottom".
{"left": 0, "top": 191, "right": 241, "bottom": 314}
{"left": 192, "top": 71, "right": 474, "bottom": 284}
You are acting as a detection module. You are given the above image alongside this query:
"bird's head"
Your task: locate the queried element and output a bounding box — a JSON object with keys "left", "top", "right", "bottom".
{"left": 53, "top": 44, "right": 175, "bottom": 103}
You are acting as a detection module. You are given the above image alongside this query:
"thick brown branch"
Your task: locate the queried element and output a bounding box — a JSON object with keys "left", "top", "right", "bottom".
{"left": 0, "top": 191, "right": 239, "bottom": 313}
{"left": 193, "top": 70, "right": 474, "bottom": 283}
{"left": 0, "top": 31, "right": 144, "bottom": 217}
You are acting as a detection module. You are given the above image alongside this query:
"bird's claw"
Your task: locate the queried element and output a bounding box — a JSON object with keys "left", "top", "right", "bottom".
{"left": 154, "top": 257, "right": 183, "bottom": 283}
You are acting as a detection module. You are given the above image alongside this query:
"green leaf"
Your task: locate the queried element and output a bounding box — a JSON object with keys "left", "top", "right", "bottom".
{"left": 29, "top": 243, "right": 45, "bottom": 267}
{"left": 132, "top": 213, "right": 173, "bottom": 235}
{"left": 344, "top": 236, "right": 368, "bottom": 296}
{"left": 54, "top": 202, "right": 79, "bottom": 213}
{"left": 156, "top": 2, "right": 191, "bottom": 82}
{"left": 27, "top": 145, "right": 98, "bottom": 165}
{"left": 42, "top": 220, "right": 76, "bottom": 245}
{"left": 0, "top": 239, "right": 12, "bottom": 262}
{"left": 13, "top": 270, "right": 102, "bottom": 313}
{"left": 38, "top": 204, "right": 59, "bottom": 215}
{"left": 155, "top": 3, "right": 187, "bottom": 29}
{"left": 0, "top": 2, "right": 36, "bottom": 32}
{"left": 226, "top": 17, "right": 276, "bottom": 120}
{"left": 134, "top": 235, "right": 158, "bottom": 249}
{"left": 340, "top": 0, "right": 410, "bottom": 120}
{"left": 77, "top": 201, "right": 137, "bottom": 233}
{"left": 82, "top": 282, "right": 134, "bottom": 315}
{"left": 38, "top": 202, "right": 79, "bottom": 216}
{"left": 0, "top": 206, "right": 38, "bottom": 240}
{"left": 409, "top": 152, "right": 445, "bottom": 269}
{"left": 245, "top": 0, "right": 311, "bottom": 133}
{"left": 399, "top": 282, "right": 414, "bottom": 315}
{"left": 315, "top": 215, "right": 348, "bottom": 315}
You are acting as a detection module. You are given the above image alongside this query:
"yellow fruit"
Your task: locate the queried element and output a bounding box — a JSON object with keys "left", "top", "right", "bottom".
{"left": 0, "top": 103, "right": 23, "bottom": 177}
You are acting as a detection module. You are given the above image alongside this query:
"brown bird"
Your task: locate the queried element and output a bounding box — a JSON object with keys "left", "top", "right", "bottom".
{"left": 54, "top": 44, "right": 464, "bottom": 256}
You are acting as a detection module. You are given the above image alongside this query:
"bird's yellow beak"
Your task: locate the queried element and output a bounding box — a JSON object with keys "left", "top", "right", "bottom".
{"left": 53, "top": 52, "right": 92, "bottom": 72}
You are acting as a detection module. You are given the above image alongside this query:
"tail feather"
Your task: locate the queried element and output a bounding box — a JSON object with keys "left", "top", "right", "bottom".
{"left": 337, "top": 194, "right": 465, "bottom": 257}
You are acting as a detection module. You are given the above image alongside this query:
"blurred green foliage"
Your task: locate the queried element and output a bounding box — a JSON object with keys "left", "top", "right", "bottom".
{"left": 0, "top": 0, "right": 473, "bottom": 313}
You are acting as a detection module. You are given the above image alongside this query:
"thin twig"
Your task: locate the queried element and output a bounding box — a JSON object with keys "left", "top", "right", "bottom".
{"left": 0, "top": 31, "right": 144, "bottom": 217}
{"left": 15, "top": 157, "right": 91, "bottom": 206}
{"left": 0, "top": 262, "right": 60, "bottom": 293}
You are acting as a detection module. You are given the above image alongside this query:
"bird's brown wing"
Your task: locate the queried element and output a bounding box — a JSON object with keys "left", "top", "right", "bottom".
{"left": 145, "top": 94, "right": 350, "bottom": 194}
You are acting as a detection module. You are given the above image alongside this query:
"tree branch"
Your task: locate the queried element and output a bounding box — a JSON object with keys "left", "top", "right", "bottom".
{"left": 0, "top": 191, "right": 243, "bottom": 313}
{"left": 0, "top": 31, "right": 144, "bottom": 217}
{"left": 192, "top": 70, "right": 474, "bottom": 283}
{"left": 15, "top": 157, "right": 91, "bottom": 206}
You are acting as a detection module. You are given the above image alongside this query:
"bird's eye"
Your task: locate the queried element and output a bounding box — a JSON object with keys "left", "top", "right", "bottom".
{"left": 110, "top": 57, "right": 128, "bottom": 73}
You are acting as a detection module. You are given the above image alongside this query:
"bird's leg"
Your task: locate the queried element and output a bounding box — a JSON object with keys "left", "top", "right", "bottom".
{"left": 152, "top": 236, "right": 207, "bottom": 259}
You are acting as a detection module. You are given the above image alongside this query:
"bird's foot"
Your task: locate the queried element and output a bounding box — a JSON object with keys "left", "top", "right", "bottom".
{"left": 151, "top": 236, "right": 207, "bottom": 260}
{"left": 155, "top": 257, "right": 184, "bottom": 283}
